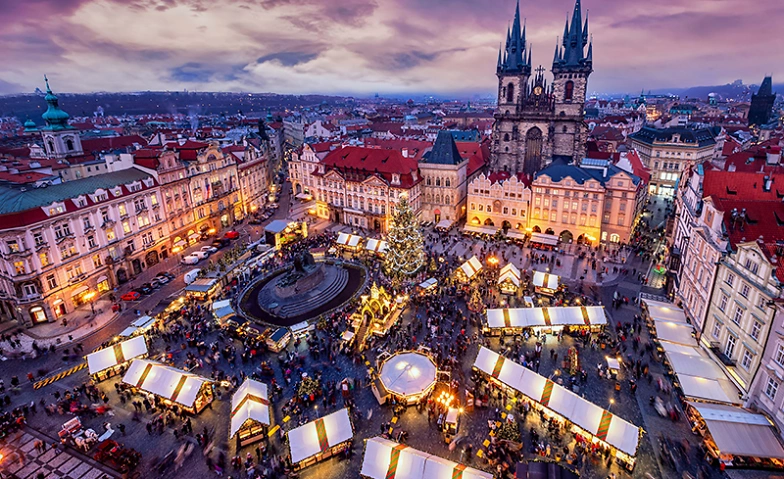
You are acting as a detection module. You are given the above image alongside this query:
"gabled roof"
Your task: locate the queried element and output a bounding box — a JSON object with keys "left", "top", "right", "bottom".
{"left": 422, "top": 131, "right": 463, "bottom": 165}
{"left": 82, "top": 135, "right": 146, "bottom": 153}
{"left": 321, "top": 146, "right": 420, "bottom": 188}
{"left": 629, "top": 126, "right": 719, "bottom": 147}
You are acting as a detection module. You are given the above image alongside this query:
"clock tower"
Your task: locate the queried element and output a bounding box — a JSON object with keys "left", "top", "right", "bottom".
{"left": 490, "top": 0, "right": 592, "bottom": 174}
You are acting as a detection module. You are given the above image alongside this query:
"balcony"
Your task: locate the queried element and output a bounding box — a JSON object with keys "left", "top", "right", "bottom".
{"left": 16, "top": 293, "right": 41, "bottom": 304}
{"left": 5, "top": 249, "right": 32, "bottom": 259}
{"left": 34, "top": 242, "right": 49, "bottom": 252}
{"left": 83, "top": 224, "right": 95, "bottom": 234}
{"left": 55, "top": 233, "right": 75, "bottom": 244}
{"left": 101, "top": 220, "right": 115, "bottom": 229}
{"left": 709, "top": 345, "right": 737, "bottom": 367}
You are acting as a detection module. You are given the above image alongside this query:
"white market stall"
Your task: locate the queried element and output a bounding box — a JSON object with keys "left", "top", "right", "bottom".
{"left": 652, "top": 320, "right": 695, "bottom": 346}
{"left": 365, "top": 238, "right": 388, "bottom": 255}
{"left": 118, "top": 315, "right": 156, "bottom": 338}
{"left": 530, "top": 232, "right": 559, "bottom": 248}
{"left": 360, "top": 436, "right": 493, "bottom": 479}
{"left": 230, "top": 379, "right": 271, "bottom": 447}
{"left": 472, "top": 347, "right": 641, "bottom": 469}
{"left": 498, "top": 263, "right": 521, "bottom": 294}
{"left": 122, "top": 359, "right": 214, "bottom": 414}
{"left": 86, "top": 336, "right": 148, "bottom": 382}
{"left": 462, "top": 225, "right": 498, "bottom": 236}
{"left": 417, "top": 278, "right": 438, "bottom": 295}
{"left": 532, "top": 270, "right": 560, "bottom": 295}
{"left": 376, "top": 351, "right": 437, "bottom": 405}
{"left": 435, "top": 219, "right": 453, "bottom": 230}
{"left": 455, "top": 256, "right": 483, "bottom": 282}
{"left": 485, "top": 306, "right": 607, "bottom": 333}
{"left": 687, "top": 402, "right": 784, "bottom": 468}
{"left": 641, "top": 298, "right": 689, "bottom": 324}
{"left": 336, "top": 233, "right": 362, "bottom": 250}
{"left": 288, "top": 408, "right": 353, "bottom": 470}
{"left": 661, "top": 347, "right": 741, "bottom": 405}
{"left": 211, "top": 299, "right": 235, "bottom": 325}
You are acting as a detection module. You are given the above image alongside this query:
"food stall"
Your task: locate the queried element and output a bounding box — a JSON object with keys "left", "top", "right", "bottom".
{"left": 532, "top": 271, "right": 560, "bottom": 296}
{"left": 266, "top": 327, "right": 291, "bottom": 352}
{"left": 265, "top": 219, "right": 308, "bottom": 250}
{"left": 287, "top": 408, "right": 353, "bottom": 470}
{"left": 118, "top": 315, "right": 156, "bottom": 338}
{"left": 291, "top": 320, "right": 315, "bottom": 339}
{"left": 365, "top": 238, "right": 388, "bottom": 256}
{"left": 211, "top": 299, "right": 235, "bottom": 325}
{"left": 443, "top": 407, "right": 459, "bottom": 443}
{"left": 685, "top": 402, "right": 784, "bottom": 470}
{"left": 122, "top": 359, "right": 214, "bottom": 414}
{"left": 498, "top": 263, "right": 522, "bottom": 295}
{"left": 417, "top": 278, "right": 438, "bottom": 295}
{"left": 472, "top": 347, "right": 641, "bottom": 470}
{"left": 484, "top": 306, "right": 607, "bottom": 335}
{"left": 360, "top": 436, "right": 493, "bottom": 479}
{"left": 606, "top": 356, "right": 621, "bottom": 380}
{"left": 184, "top": 278, "right": 220, "bottom": 301}
{"left": 374, "top": 351, "right": 438, "bottom": 406}
{"left": 86, "top": 336, "right": 148, "bottom": 382}
{"left": 230, "top": 379, "right": 271, "bottom": 447}
{"left": 335, "top": 232, "right": 362, "bottom": 251}
{"left": 455, "top": 256, "right": 483, "bottom": 283}
{"left": 529, "top": 232, "right": 559, "bottom": 250}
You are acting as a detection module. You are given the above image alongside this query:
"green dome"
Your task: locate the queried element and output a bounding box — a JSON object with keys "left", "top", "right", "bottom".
{"left": 40, "top": 76, "right": 71, "bottom": 130}
{"left": 24, "top": 119, "right": 35, "bottom": 127}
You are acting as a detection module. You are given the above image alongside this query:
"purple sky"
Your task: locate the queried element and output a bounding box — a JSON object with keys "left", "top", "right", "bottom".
{"left": 1, "top": 0, "right": 781, "bottom": 96}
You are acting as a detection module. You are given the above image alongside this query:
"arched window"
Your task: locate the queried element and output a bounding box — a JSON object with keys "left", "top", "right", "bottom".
{"left": 564, "top": 81, "right": 574, "bottom": 101}
{"left": 562, "top": 126, "right": 568, "bottom": 133}
{"left": 66, "top": 138, "right": 74, "bottom": 151}
{"left": 445, "top": 178, "right": 451, "bottom": 187}
{"left": 503, "top": 133, "right": 510, "bottom": 141}
{"left": 426, "top": 177, "right": 431, "bottom": 186}
{"left": 435, "top": 178, "right": 441, "bottom": 187}
{"left": 506, "top": 82, "right": 515, "bottom": 103}
{"left": 47, "top": 140, "right": 55, "bottom": 153}
{"left": 524, "top": 127, "right": 544, "bottom": 174}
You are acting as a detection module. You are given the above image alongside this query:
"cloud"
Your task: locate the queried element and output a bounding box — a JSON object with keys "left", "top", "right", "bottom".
{"left": 257, "top": 51, "right": 320, "bottom": 67}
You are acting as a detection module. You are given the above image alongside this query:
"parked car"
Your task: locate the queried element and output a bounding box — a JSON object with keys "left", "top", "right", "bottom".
{"left": 224, "top": 230, "right": 240, "bottom": 240}
{"left": 154, "top": 274, "right": 170, "bottom": 284}
{"left": 181, "top": 254, "right": 200, "bottom": 265}
{"left": 191, "top": 250, "right": 209, "bottom": 260}
{"left": 201, "top": 245, "right": 218, "bottom": 254}
{"left": 157, "top": 272, "right": 175, "bottom": 280}
{"left": 150, "top": 278, "right": 163, "bottom": 289}
{"left": 183, "top": 268, "right": 202, "bottom": 285}
{"left": 212, "top": 239, "right": 229, "bottom": 249}
{"left": 121, "top": 291, "right": 140, "bottom": 301}
{"left": 139, "top": 284, "right": 153, "bottom": 295}
{"left": 248, "top": 218, "right": 262, "bottom": 225}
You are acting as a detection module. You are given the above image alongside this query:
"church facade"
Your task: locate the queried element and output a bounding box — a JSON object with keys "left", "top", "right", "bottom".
{"left": 490, "top": 0, "right": 593, "bottom": 174}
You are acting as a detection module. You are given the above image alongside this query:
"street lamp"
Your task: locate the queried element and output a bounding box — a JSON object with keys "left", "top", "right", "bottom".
{"left": 608, "top": 398, "right": 615, "bottom": 412}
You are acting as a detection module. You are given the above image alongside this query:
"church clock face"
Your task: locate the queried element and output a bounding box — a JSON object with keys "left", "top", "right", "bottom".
{"left": 533, "top": 86, "right": 543, "bottom": 96}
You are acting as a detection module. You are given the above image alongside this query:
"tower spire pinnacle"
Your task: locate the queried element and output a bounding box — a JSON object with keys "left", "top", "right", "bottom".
{"left": 583, "top": 10, "right": 589, "bottom": 46}
{"left": 44, "top": 74, "right": 51, "bottom": 93}
{"left": 528, "top": 43, "right": 532, "bottom": 67}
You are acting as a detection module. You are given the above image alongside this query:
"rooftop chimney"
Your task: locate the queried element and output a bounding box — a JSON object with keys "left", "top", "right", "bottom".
{"left": 767, "top": 147, "right": 782, "bottom": 165}
{"left": 402, "top": 148, "right": 409, "bottom": 158}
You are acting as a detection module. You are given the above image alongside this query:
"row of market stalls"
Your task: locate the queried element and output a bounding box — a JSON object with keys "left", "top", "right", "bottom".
{"left": 122, "top": 359, "right": 215, "bottom": 414}
{"left": 335, "top": 233, "right": 389, "bottom": 255}
{"left": 118, "top": 315, "right": 156, "bottom": 338}
{"left": 484, "top": 306, "right": 607, "bottom": 334}
{"left": 473, "top": 346, "right": 641, "bottom": 470}
{"left": 360, "top": 436, "right": 493, "bottom": 479}
{"left": 455, "top": 256, "right": 483, "bottom": 283}
{"left": 86, "top": 336, "right": 148, "bottom": 382}
{"left": 641, "top": 298, "right": 784, "bottom": 469}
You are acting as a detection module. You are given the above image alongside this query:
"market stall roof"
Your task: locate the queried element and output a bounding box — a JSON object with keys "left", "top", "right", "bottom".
{"left": 499, "top": 263, "right": 521, "bottom": 279}
{"left": 336, "top": 232, "right": 361, "bottom": 247}
{"left": 530, "top": 232, "right": 559, "bottom": 246}
{"left": 606, "top": 356, "right": 621, "bottom": 371}
{"left": 506, "top": 230, "right": 526, "bottom": 240}
{"left": 212, "top": 299, "right": 231, "bottom": 311}
{"left": 658, "top": 340, "right": 704, "bottom": 357}
{"left": 265, "top": 219, "right": 289, "bottom": 234}
{"left": 360, "top": 436, "right": 492, "bottom": 479}
{"left": 185, "top": 278, "right": 218, "bottom": 293}
{"left": 677, "top": 374, "right": 741, "bottom": 405}
{"left": 230, "top": 379, "right": 270, "bottom": 438}
{"left": 288, "top": 408, "right": 353, "bottom": 464}
{"left": 86, "top": 336, "right": 147, "bottom": 375}
{"left": 532, "top": 271, "right": 559, "bottom": 289}
{"left": 418, "top": 278, "right": 438, "bottom": 290}
{"left": 498, "top": 270, "right": 521, "bottom": 287}
{"left": 459, "top": 256, "right": 483, "bottom": 279}
{"left": 473, "top": 347, "right": 640, "bottom": 456}
{"left": 379, "top": 352, "right": 437, "bottom": 397}
{"left": 486, "top": 306, "right": 607, "bottom": 329}
{"left": 689, "top": 402, "right": 784, "bottom": 459}
{"left": 653, "top": 320, "right": 695, "bottom": 345}
{"left": 365, "top": 238, "right": 388, "bottom": 254}
{"left": 642, "top": 298, "right": 689, "bottom": 324}
{"left": 119, "top": 316, "right": 156, "bottom": 337}
{"left": 661, "top": 345, "right": 742, "bottom": 405}
{"left": 294, "top": 193, "right": 313, "bottom": 201}
{"left": 122, "top": 359, "right": 211, "bottom": 409}
{"left": 462, "top": 225, "right": 498, "bottom": 236}
{"left": 435, "top": 219, "right": 452, "bottom": 230}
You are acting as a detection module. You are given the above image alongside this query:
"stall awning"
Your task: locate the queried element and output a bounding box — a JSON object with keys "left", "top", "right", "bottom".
{"left": 463, "top": 225, "right": 498, "bottom": 236}
{"left": 532, "top": 271, "right": 559, "bottom": 289}
{"left": 212, "top": 299, "right": 232, "bottom": 311}
{"left": 435, "top": 219, "right": 452, "bottom": 230}
{"left": 458, "top": 256, "right": 483, "bottom": 279}
{"left": 71, "top": 285, "right": 89, "bottom": 297}
{"left": 365, "top": 238, "right": 388, "bottom": 254}
{"left": 530, "top": 232, "right": 559, "bottom": 246}
{"left": 288, "top": 408, "right": 353, "bottom": 464}
{"left": 336, "top": 233, "right": 362, "bottom": 247}
{"left": 379, "top": 352, "right": 437, "bottom": 397}
{"left": 486, "top": 306, "right": 607, "bottom": 329}
{"left": 606, "top": 357, "right": 621, "bottom": 371}
{"left": 174, "top": 240, "right": 187, "bottom": 248}
{"left": 473, "top": 347, "right": 640, "bottom": 456}
{"left": 419, "top": 278, "right": 438, "bottom": 290}
{"left": 506, "top": 230, "right": 527, "bottom": 240}
{"left": 86, "top": 336, "right": 147, "bottom": 375}
{"left": 185, "top": 278, "right": 218, "bottom": 293}
{"left": 122, "top": 359, "right": 211, "bottom": 409}
{"left": 361, "top": 436, "right": 493, "bottom": 479}
{"left": 96, "top": 275, "right": 108, "bottom": 284}
{"left": 188, "top": 232, "right": 201, "bottom": 240}
{"left": 653, "top": 320, "right": 695, "bottom": 346}
{"left": 230, "top": 379, "right": 270, "bottom": 438}
{"left": 498, "top": 263, "right": 522, "bottom": 287}
{"left": 661, "top": 345, "right": 742, "bottom": 405}
{"left": 294, "top": 193, "right": 313, "bottom": 201}
{"left": 690, "top": 402, "right": 784, "bottom": 459}
{"left": 265, "top": 219, "right": 290, "bottom": 234}
{"left": 119, "top": 316, "right": 156, "bottom": 337}
{"left": 641, "top": 298, "right": 689, "bottom": 324}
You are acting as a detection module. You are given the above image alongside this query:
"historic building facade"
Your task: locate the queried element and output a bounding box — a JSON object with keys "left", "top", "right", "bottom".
{"left": 466, "top": 172, "right": 531, "bottom": 233}
{"left": 184, "top": 142, "right": 242, "bottom": 237}
{"left": 748, "top": 76, "right": 776, "bottom": 127}
{"left": 490, "top": 0, "right": 593, "bottom": 174}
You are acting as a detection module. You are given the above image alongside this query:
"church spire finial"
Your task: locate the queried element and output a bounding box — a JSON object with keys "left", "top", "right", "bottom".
{"left": 44, "top": 74, "right": 51, "bottom": 93}
{"left": 583, "top": 10, "right": 589, "bottom": 46}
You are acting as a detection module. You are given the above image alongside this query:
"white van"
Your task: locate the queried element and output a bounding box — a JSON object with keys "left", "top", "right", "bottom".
{"left": 184, "top": 268, "right": 202, "bottom": 284}
{"left": 181, "top": 254, "right": 200, "bottom": 265}
{"left": 192, "top": 250, "right": 209, "bottom": 260}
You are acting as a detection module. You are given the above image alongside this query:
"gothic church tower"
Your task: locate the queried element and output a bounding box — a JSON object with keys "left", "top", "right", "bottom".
{"left": 491, "top": 0, "right": 592, "bottom": 174}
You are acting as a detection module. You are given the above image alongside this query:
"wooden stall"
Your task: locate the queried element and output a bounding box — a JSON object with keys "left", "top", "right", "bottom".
{"left": 122, "top": 359, "right": 214, "bottom": 415}
{"left": 86, "top": 336, "right": 148, "bottom": 382}
{"left": 288, "top": 408, "right": 353, "bottom": 470}
{"left": 230, "top": 379, "right": 271, "bottom": 447}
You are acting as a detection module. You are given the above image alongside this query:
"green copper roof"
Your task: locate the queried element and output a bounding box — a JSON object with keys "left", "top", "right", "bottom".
{"left": 40, "top": 75, "right": 71, "bottom": 131}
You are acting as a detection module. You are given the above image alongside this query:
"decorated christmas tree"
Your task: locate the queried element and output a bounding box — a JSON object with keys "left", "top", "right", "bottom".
{"left": 384, "top": 193, "right": 425, "bottom": 281}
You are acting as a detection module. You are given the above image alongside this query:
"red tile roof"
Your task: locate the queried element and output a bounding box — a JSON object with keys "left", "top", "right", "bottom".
{"left": 455, "top": 141, "right": 490, "bottom": 177}
{"left": 363, "top": 138, "right": 432, "bottom": 161}
{"left": 624, "top": 150, "right": 651, "bottom": 184}
{"left": 81, "top": 135, "right": 146, "bottom": 153}
{"left": 321, "top": 146, "right": 420, "bottom": 188}
{"left": 703, "top": 170, "right": 784, "bottom": 200}
{"left": 487, "top": 170, "right": 532, "bottom": 186}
